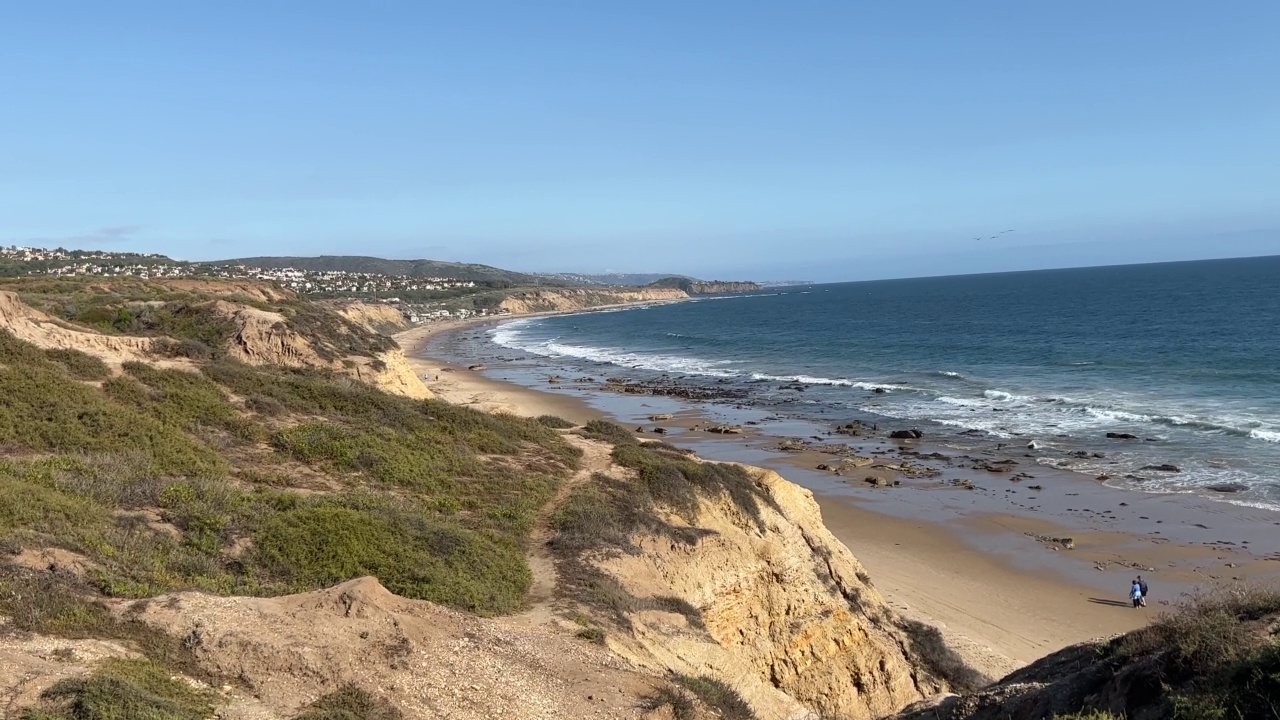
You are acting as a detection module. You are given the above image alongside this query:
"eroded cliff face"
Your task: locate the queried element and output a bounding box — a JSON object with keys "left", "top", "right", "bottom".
{"left": 0, "top": 291, "right": 430, "bottom": 400}
{"left": 0, "top": 291, "right": 174, "bottom": 368}
{"left": 497, "top": 288, "right": 687, "bottom": 315}
{"left": 210, "top": 301, "right": 431, "bottom": 399}
{"left": 590, "top": 465, "right": 950, "bottom": 720}
{"left": 332, "top": 301, "right": 411, "bottom": 334}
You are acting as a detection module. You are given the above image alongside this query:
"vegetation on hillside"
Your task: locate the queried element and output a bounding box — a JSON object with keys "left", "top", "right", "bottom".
{"left": 0, "top": 279, "right": 591, "bottom": 715}
{"left": 0, "top": 276, "right": 397, "bottom": 362}
{"left": 548, "top": 421, "right": 773, "bottom": 627}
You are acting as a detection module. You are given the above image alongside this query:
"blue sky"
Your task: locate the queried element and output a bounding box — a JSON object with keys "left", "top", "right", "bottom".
{"left": 3, "top": 2, "right": 1278, "bottom": 281}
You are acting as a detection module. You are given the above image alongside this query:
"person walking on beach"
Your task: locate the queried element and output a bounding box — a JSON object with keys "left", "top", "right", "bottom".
{"left": 1137, "top": 575, "right": 1148, "bottom": 606}
{"left": 1131, "top": 580, "right": 1144, "bottom": 608}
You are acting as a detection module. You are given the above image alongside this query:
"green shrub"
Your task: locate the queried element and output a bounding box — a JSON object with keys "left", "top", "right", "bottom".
{"left": 293, "top": 685, "right": 403, "bottom": 720}
{"left": 536, "top": 415, "right": 577, "bottom": 429}
{"left": 252, "top": 501, "right": 532, "bottom": 615}
{"left": 25, "top": 658, "right": 218, "bottom": 720}
{"left": 1114, "top": 586, "right": 1280, "bottom": 719}
{"left": 577, "top": 419, "right": 637, "bottom": 445}
{"left": 110, "top": 363, "right": 263, "bottom": 441}
{"left": 0, "top": 339, "right": 225, "bottom": 478}
{"left": 43, "top": 348, "right": 110, "bottom": 381}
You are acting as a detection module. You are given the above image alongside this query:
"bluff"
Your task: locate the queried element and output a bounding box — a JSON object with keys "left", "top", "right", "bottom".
{"left": 496, "top": 287, "right": 687, "bottom": 314}
{"left": 646, "top": 276, "right": 762, "bottom": 294}
{"left": 0, "top": 285, "right": 430, "bottom": 399}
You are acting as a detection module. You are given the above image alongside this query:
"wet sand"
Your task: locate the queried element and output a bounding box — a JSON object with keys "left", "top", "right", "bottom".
{"left": 395, "top": 318, "right": 1280, "bottom": 676}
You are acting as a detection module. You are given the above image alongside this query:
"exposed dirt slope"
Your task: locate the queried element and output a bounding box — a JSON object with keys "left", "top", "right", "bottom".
{"left": 333, "top": 301, "right": 411, "bottom": 334}
{"left": 0, "top": 290, "right": 173, "bottom": 368}
{"left": 211, "top": 300, "right": 429, "bottom": 398}
{"left": 589, "top": 463, "right": 954, "bottom": 720}
{"left": 119, "top": 577, "right": 703, "bottom": 720}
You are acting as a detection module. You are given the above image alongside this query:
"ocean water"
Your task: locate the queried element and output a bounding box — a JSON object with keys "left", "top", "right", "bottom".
{"left": 489, "top": 256, "right": 1280, "bottom": 510}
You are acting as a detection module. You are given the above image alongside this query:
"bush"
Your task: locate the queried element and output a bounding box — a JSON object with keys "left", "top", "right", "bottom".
{"left": 576, "top": 419, "right": 637, "bottom": 445}
{"left": 293, "top": 685, "right": 403, "bottom": 720}
{"left": 25, "top": 658, "right": 218, "bottom": 720}
{"left": 43, "top": 348, "right": 110, "bottom": 381}
{"left": 111, "top": 363, "right": 263, "bottom": 441}
{"left": 672, "top": 674, "right": 756, "bottom": 720}
{"left": 640, "top": 687, "right": 695, "bottom": 720}
{"left": 536, "top": 414, "right": 577, "bottom": 429}
{"left": 252, "top": 501, "right": 533, "bottom": 615}
{"left": 0, "top": 569, "right": 216, "bottom": 684}
{"left": 1114, "top": 586, "right": 1280, "bottom": 718}
{"left": 0, "top": 337, "right": 226, "bottom": 478}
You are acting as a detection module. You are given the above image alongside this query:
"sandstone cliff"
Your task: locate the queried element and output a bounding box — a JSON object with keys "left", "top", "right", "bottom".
{"left": 210, "top": 301, "right": 430, "bottom": 399}
{"left": 0, "top": 290, "right": 174, "bottom": 368}
{"left": 0, "top": 290, "right": 430, "bottom": 399}
{"left": 547, "top": 435, "right": 966, "bottom": 720}
{"left": 332, "top": 301, "right": 412, "bottom": 334}
{"left": 497, "top": 288, "right": 687, "bottom": 315}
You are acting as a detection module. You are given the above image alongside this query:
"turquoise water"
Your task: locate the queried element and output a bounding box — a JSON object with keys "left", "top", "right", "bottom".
{"left": 490, "top": 256, "right": 1280, "bottom": 509}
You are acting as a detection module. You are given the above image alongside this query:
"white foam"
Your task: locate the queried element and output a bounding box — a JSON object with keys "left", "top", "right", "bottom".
{"left": 750, "top": 373, "right": 910, "bottom": 391}
{"left": 1251, "top": 428, "right": 1280, "bottom": 443}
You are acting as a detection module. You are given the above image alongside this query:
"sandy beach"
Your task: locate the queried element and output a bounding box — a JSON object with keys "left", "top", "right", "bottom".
{"left": 395, "top": 316, "right": 1280, "bottom": 678}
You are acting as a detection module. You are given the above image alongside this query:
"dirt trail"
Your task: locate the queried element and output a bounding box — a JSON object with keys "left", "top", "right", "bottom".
{"left": 515, "top": 435, "right": 615, "bottom": 623}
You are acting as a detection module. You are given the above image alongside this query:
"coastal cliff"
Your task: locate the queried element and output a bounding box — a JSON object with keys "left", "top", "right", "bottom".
{"left": 603, "top": 466, "right": 951, "bottom": 719}
{"left": 497, "top": 287, "right": 687, "bottom": 314}
{"left": 0, "top": 286, "right": 430, "bottom": 399}
{"left": 547, "top": 427, "right": 970, "bottom": 720}
{"left": 646, "top": 277, "right": 763, "bottom": 294}
{"left": 1, "top": 281, "right": 975, "bottom": 719}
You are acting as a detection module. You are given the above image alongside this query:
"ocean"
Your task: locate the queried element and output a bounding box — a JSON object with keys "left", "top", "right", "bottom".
{"left": 486, "top": 256, "right": 1280, "bottom": 510}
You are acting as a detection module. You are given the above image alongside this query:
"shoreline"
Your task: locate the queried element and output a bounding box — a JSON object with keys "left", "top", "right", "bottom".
{"left": 394, "top": 313, "right": 1280, "bottom": 676}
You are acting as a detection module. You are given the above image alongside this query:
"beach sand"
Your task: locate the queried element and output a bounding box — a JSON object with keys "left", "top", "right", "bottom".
{"left": 394, "top": 319, "right": 1277, "bottom": 678}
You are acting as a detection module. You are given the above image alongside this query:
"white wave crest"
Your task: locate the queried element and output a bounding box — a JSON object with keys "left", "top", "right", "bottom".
{"left": 1251, "top": 428, "right": 1280, "bottom": 443}
{"left": 749, "top": 373, "right": 910, "bottom": 391}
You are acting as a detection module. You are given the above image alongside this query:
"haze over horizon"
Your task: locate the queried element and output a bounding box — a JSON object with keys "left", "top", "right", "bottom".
{"left": 3, "top": 2, "right": 1279, "bottom": 283}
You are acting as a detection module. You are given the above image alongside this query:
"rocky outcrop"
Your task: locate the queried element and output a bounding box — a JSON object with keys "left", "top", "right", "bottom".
{"left": 593, "top": 465, "right": 953, "bottom": 720}
{"left": 497, "top": 288, "right": 687, "bottom": 315}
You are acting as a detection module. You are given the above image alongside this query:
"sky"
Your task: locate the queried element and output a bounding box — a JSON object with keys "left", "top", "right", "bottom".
{"left": 2, "top": 2, "right": 1279, "bottom": 282}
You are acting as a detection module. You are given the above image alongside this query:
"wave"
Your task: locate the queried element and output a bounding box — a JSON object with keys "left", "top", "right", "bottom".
{"left": 749, "top": 373, "right": 912, "bottom": 391}
{"left": 939, "top": 371, "right": 964, "bottom": 378}
{"left": 1252, "top": 428, "right": 1280, "bottom": 443}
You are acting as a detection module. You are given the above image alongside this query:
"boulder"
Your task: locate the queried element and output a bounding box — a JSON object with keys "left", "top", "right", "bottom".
{"left": 1105, "top": 432, "right": 1138, "bottom": 439}
{"left": 652, "top": 427, "right": 668, "bottom": 435}
{"left": 1140, "top": 463, "right": 1181, "bottom": 473}
{"left": 1206, "top": 483, "right": 1248, "bottom": 493}
{"left": 889, "top": 429, "right": 923, "bottom": 439}
{"left": 706, "top": 425, "right": 743, "bottom": 434}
